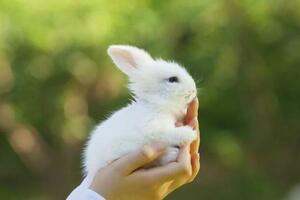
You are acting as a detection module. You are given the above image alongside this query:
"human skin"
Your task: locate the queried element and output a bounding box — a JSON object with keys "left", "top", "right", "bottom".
{"left": 90, "top": 98, "right": 200, "bottom": 200}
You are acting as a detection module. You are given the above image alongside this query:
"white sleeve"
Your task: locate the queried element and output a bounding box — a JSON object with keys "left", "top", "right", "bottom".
{"left": 66, "top": 177, "right": 106, "bottom": 200}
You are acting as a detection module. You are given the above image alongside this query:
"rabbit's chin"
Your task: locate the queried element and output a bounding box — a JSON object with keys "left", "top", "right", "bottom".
{"left": 143, "top": 147, "right": 179, "bottom": 169}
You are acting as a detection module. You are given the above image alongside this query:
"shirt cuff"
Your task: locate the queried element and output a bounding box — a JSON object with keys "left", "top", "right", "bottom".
{"left": 86, "top": 189, "right": 106, "bottom": 200}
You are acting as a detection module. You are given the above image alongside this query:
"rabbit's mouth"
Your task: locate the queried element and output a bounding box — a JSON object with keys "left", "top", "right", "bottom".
{"left": 184, "top": 94, "right": 192, "bottom": 100}
{"left": 184, "top": 92, "right": 196, "bottom": 102}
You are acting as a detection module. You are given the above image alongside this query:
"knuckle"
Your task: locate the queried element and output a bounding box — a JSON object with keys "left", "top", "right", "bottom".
{"left": 140, "top": 146, "right": 154, "bottom": 160}
{"left": 179, "top": 164, "right": 192, "bottom": 177}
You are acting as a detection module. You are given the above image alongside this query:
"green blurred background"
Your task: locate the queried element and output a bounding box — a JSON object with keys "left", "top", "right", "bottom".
{"left": 0, "top": 0, "right": 300, "bottom": 199}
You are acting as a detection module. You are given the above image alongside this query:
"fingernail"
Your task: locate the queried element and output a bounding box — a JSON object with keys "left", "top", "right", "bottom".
{"left": 150, "top": 142, "right": 166, "bottom": 152}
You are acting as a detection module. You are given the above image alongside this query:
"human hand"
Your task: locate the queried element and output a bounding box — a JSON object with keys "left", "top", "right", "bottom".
{"left": 90, "top": 143, "right": 192, "bottom": 200}
{"left": 90, "top": 98, "right": 200, "bottom": 200}
{"left": 169, "top": 98, "right": 200, "bottom": 194}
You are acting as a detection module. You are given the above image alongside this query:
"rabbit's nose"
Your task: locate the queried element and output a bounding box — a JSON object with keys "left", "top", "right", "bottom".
{"left": 189, "top": 89, "right": 196, "bottom": 94}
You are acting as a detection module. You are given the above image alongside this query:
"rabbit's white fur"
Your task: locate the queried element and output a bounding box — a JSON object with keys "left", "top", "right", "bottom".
{"left": 84, "top": 45, "right": 197, "bottom": 178}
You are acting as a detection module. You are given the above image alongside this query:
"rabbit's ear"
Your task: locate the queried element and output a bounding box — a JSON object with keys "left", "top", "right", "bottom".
{"left": 107, "top": 45, "right": 153, "bottom": 76}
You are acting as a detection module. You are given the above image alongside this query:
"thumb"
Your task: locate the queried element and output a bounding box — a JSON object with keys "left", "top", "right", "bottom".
{"left": 112, "top": 143, "right": 166, "bottom": 175}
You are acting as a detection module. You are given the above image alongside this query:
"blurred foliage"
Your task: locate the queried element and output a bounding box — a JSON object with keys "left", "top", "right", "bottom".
{"left": 0, "top": 0, "right": 300, "bottom": 199}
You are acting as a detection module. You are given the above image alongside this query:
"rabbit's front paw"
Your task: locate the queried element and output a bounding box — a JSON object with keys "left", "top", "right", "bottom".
{"left": 179, "top": 126, "right": 197, "bottom": 144}
{"left": 166, "top": 126, "right": 197, "bottom": 147}
{"left": 159, "top": 147, "right": 179, "bottom": 165}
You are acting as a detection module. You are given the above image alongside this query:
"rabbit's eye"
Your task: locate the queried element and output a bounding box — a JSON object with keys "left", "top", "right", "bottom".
{"left": 168, "top": 76, "right": 179, "bottom": 83}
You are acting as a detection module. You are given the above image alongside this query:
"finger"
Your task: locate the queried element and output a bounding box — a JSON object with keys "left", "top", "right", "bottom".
{"left": 184, "top": 98, "right": 199, "bottom": 125}
{"left": 141, "top": 145, "right": 192, "bottom": 183}
{"left": 188, "top": 118, "right": 197, "bottom": 130}
{"left": 177, "top": 145, "right": 191, "bottom": 164}
{"left": 190, "top": 119, "right": 200, "bottom": 155}
{"left": 177, "top": 98, "right": 199, "bottom": 127}
{"left": 112, "top": 143, "right": 166, "bottom": 175}
{"left": 189, "top": 153, "right": 200, "bottom": 183}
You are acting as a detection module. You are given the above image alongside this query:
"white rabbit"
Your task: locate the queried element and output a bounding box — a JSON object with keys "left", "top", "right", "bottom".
{"left": 84, "top": 45, "right": 197, "bottom": 179}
